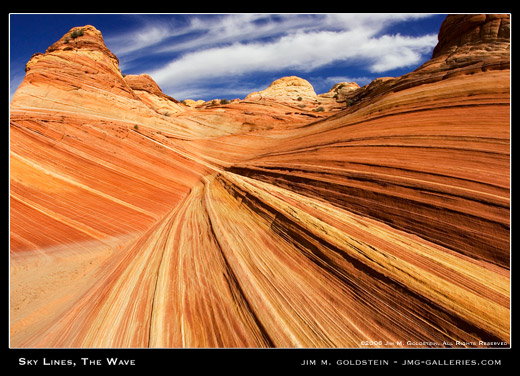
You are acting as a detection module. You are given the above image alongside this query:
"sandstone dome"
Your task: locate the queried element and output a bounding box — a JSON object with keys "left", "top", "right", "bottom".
{"left": 245, "top": 76, "right": 318, "bottom": 103}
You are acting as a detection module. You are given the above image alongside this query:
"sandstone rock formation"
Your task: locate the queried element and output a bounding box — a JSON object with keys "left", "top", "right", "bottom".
{"left": 316, "top": 81, "right": 361, "bottom": 110}
{"left": 318, "top": 81, "right": 360, "bottom": 100}
{"left": 124, "top": 73, "right": 186, "bottom": 116}
{"left": 245, "top": 76, "right": 319, "bottom": 106}
{"left": 346, "top": 14, "right": 510, "bottom": 107}
{"left": 432, "top": 14, "right": 510, "bottom": 59}
{"left": 10, "top": 15, "right": 510, "bottom": 349}
{"left": 182, "top": 99, "right": 206, "bottom": 107}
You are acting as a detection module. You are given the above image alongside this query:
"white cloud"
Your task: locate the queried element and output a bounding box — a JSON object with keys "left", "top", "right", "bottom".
{"left": 149, "top": 29, "right": 437, "bottom": 96}
{"left": 357, "top": 33, "right": 438, "bottom": 72}
{"left": 110, "top": 13, "right": 435, "bottom": 59}
{"left": 172, "top": 81, "right": 268, "bottom": 101}
{"left": 106, "top": 23, "right": 173, "bottom": 57}
{"left": 110, "top": 15, "right": 311, "bottom": 54}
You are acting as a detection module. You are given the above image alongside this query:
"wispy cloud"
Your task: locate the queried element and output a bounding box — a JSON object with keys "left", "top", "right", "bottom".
{"left": 108, "top": 23, "right": 173, "bottom": 56}
{"left": 104, "top": 14, "right": 439, "bottom": 100}
{"left": 171, "top": 80, "right": 268, "bottom": 101}
{"left": 108, "top": 14, "right": 326, "bottom": 58}
{"left": 10, "top": 58, "right": 28, "bottom": 101}
{"left": 148, "top": 30, "right": 436, "bottom": 97}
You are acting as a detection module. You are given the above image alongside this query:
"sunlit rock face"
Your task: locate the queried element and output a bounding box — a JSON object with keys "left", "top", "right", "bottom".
{"left": 10, "top": 15, "right": 510, "bottom": 348}
{"left": 123, "top": 73, "right": 187, "bottom": 116}
{"left": 245, "top": 76, "right": 318, "bottom": 103}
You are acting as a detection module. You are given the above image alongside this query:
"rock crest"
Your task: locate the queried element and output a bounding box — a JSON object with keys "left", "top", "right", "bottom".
{"left": 318, "top": 81, "right": 360, "bottom": 102}
{"left": 346, "top": 14, "right": 510, "bottom": 107}
{"left": 12, "top": 25, "right": 189, "bottom": 121}
{"left": 124, "top": 74, "right": 176, "bottom": 101}
{"left": 245, "top": 76, "right": 318, "bottom": 104}
{"left": 432, "top": 14, "right": 510, "bottom": 58}
{"left": 47, "top": 25, "right": 120, "bottom": 69}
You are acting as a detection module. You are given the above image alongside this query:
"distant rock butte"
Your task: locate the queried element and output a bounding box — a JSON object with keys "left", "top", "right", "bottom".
{"left": 46, "top": 25, "right": 120, "bottom": 68}
{"left": 183, "top": 99, "right": 206, "bottom": 107}
{"left": 124, "top": 73, "right": 187, "bottom": 115}
{"left": 318, "top": 81, "right": 360, "bottom": 104}
{"left": 245, "top": 76, "right": 318, "bottom": 102}
{"left": 10, "top": 15, "right": 510, "bottom": 349}
{"left": 319, "top": 81, "right": 360, "bottom": 97}
{"left": 432, "top": 14, "right": 510, "bottom": 59}
{"left": 124, "top": 73, "right": 175, "bottom": 101}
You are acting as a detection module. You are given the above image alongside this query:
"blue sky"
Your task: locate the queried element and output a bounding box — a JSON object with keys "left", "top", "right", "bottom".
{"left": 9, "top": 13, "right": 446, "bottom": 101}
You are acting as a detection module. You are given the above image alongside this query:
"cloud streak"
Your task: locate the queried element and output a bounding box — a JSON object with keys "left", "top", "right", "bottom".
{"left": 149, "top": 30, "right": 437, "bottom": 97}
